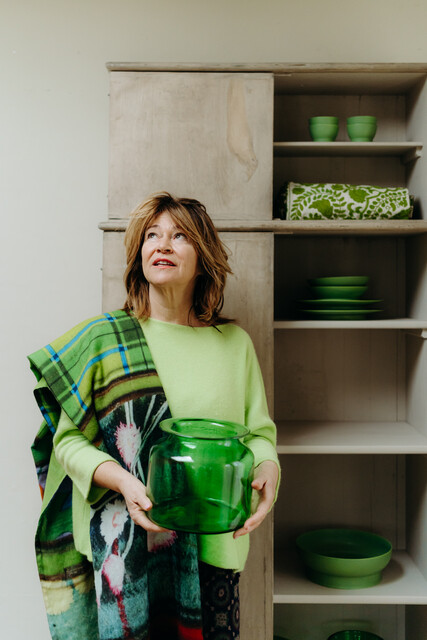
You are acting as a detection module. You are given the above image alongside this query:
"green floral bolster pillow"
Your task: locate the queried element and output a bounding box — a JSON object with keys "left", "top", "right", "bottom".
{"left": 276, "top": 182, "right": 413, "bottom": 220}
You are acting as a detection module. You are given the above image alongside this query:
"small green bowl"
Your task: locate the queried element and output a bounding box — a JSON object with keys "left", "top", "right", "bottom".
{"left": 309, "top": 122, "right": 339, "bottom": 142}
{"left": 347, "top": 116, "right": 377, "bottom": 124}
{"left": 347, "top": 117, "right": 377, "bottom": 142}
{"left": 296, "top": 528, "right": 392, "bottom": 589}
{"left": 310, "top": 285, "right": 368, "bottom": 299}
{"left": 328, "top": 632, "right": 383, "bottom": 640}
{"left": 308, "top": 276, "right": 369, "bottom": 286}
{"left": 309, "top": 116, "right": 339, "bottom": 123}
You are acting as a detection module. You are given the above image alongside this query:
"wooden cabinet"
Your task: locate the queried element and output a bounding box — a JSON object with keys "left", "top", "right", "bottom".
{"left": 101, "top": 63, "right": 427, "bottom": 640}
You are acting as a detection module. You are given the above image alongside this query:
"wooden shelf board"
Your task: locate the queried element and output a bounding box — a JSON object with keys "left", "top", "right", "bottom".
{"left": 273, "top": 141, "right": 423, "bottom": 163}
{"left": 100, "top": 219, "right": 427, "bottom": 235}
{"left": 274, "top": 551, "right": 427, "bottom": 604}
{"left": 274, "top": 318, "right": 427, "bottom": 331}
{"left": 276, "top": 421, "right": 427, "bottom": 454}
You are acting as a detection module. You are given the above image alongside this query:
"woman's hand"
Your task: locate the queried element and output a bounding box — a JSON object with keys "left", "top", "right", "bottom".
{"left": 119, "top": 472, "right": 170, "bottom": 533}
{"left": 93, "top": 460, "right": 169, "bottom": 533}
{"left": 233, "top": 460, "right": 279, "bottom": 539}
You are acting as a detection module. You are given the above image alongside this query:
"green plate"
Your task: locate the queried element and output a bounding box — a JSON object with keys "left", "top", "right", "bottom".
{"left": 303, "top": 309, "right": 381, "bottom": 320}
{"left": 299, "top": 299, "right": 382, "bottom": 309}
{"left": 309, "top": 276, "right": 369, "bottom": 286}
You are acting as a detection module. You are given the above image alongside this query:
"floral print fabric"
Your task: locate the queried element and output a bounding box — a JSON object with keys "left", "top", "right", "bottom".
{"left": 90, "top": 394, "right": 203, "bottom": 640}
{"left": 277, "top": 181, "right": 413, "bottom": 220}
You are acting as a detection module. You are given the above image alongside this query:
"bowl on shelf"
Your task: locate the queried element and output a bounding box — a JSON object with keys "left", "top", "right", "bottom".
{"left": 296, "top": 528, "right": 392, "bottom": 589}
{"left": 299, "top": 299, "right": 381, "bottom": 310}
{"left": 309, "top": 116, "right": 339, "bottom": 141}
{"left": 347, "top": 116, "right": 377, "bottom": 142}
{"left": 308, "top": 276, "right": 370, "bottom": 287}
{"left": 310, "top": 285, "right": 368, "bottom": 299}
{"left": 327, "top": 632, "right": 384, "bottom": 640}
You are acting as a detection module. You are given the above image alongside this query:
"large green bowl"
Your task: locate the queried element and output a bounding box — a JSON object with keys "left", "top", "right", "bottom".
{"left": 311, "top": 285, "right": 368, "bottom": 299}
{"left": 328, "top": 632, "right": 383, "bottom": 640}
{"left": 296, "top": 529, "right": 392, "bottom": 589}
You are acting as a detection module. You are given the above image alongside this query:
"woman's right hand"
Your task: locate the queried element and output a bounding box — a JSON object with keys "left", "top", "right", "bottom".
{"left": 93, "top": 460, "right": 169, "bottom": 532}
{"left": 118, "top": 472, "right": 170, "bottom": 532}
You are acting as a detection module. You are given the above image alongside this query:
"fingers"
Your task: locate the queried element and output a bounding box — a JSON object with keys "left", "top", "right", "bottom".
{"left": 121, "top": 475, "right": 170, "bottom": 533}
{"left": 128, "top": 503, "right": 170, "bottom": 532}
{"left": 233, "top": 462, "right": 279, "bottom": 539}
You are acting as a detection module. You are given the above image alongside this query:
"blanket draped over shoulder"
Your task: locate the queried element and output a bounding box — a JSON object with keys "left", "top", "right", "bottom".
{"left": 28, "top": 310, "right": 203, "bottom": 640}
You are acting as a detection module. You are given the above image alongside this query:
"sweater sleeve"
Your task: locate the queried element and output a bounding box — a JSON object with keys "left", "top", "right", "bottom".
{"left": 243, "top": 335, "right": 281, "bottom": 497}
{"left": 53, "top": 410, "right": 119, "bottom": 504}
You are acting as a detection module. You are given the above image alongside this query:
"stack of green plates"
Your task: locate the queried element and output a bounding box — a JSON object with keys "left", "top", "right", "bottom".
{"left": 299, "top": 276, "right": 382, "bottom": 320}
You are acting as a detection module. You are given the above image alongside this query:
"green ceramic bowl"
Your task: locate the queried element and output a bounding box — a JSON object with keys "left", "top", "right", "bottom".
{"left": 309, "top": 116, "right": 339, "bottom": 123}
{"left": 347, "top": 117, "right": 377, "bottom": 142}
{"left": 311, "top": 285, "right": 368, "bottom": 299}
{"left": 308, "top": 276, "right": 369, "bottom": 286}
{"left": 309, "top": 123, "right": 339, "bottom": 142}
{"left": 296, "top": 528, "right": 392, "bottom": 589}
{"left": 328, "top": 632, "right": 383, "bottom": 640}
{"left": 347, "top": 116, "right": 377, "bottom": 124}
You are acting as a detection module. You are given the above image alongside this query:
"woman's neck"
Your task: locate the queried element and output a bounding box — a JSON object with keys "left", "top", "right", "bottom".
{"left": 148, "top": 287, "right": 204, "bottom": 326}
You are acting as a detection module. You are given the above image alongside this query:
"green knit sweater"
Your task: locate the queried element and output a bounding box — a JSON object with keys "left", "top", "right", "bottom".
{"left": 53, "top": 317, "right": 279, "bottom": 571}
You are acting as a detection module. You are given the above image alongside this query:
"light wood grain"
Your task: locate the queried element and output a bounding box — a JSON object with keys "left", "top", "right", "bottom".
{"left": 108, "top": 72, "right": 273, "bottom": 221}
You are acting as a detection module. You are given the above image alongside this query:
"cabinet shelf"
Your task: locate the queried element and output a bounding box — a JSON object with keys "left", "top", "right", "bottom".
{"left": 273, "top": 141, "right": 423, "bottom": 164}
{"left": 276, "top": 421, "right": 427, "bottom": 454}
{"left": 274, "top": 319, "right": 427, "bottom": 334}
{"left": 274, "top": 551, "right": 427, "bottom": 605}
{"left": 100, "top": 218, "right": 427, "bottom": 235}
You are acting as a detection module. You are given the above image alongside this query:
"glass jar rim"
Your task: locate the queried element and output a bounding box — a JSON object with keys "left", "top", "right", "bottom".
{"left": 160, "top": 417, "right": 249, "bottom": 440}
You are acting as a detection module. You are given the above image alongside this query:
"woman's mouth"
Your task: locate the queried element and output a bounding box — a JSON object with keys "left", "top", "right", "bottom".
{"left": 153, "top": 259, "right": 175, "bottom": 267}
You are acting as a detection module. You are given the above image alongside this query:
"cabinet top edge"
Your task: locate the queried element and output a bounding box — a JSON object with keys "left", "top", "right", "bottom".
{"left": 106, "top": 62, "right": 427, "bottom": 74}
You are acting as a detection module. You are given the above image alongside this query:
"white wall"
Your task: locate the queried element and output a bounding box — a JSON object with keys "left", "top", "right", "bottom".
{"left": 1, "top": 1, "right": 426, "bottom": 637}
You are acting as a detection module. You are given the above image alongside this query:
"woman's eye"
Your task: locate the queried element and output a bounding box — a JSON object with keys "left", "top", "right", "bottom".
{"left": 146, "top": 232, "right": 157, "bottom": 239}
{"left": 174, "top": 232, "right": 187, "bottom": 240}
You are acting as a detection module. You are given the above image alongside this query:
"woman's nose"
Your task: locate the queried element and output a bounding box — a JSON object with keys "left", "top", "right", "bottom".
{"left": 157, "top": 236, "right": 172, "bottom": 252}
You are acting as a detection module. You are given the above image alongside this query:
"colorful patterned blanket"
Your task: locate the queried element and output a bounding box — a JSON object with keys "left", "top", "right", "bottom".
{"left": 276, "top": 181, "right": 413, "bottom": 220}
{"left": 28, "top": 310, "right": 203, "bottom": 640}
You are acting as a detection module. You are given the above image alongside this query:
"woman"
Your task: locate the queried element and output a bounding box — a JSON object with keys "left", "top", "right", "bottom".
{"left": 29, "top": 192, "right": 280, "bottom": 640}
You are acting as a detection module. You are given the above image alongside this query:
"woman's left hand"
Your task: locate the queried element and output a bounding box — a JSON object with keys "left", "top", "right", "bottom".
{"left": 233, "top": 460, "right": 279, "bottom": 538}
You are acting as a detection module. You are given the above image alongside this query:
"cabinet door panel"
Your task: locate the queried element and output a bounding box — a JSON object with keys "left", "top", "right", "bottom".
{"left": 220, "top": 232, "right": 274, "bottom": 640}
{"left": 109, "top": 72, "right": 273, "bottom": 221}
{"left": 102, "top": 230, "right": 275, "bottom": 640}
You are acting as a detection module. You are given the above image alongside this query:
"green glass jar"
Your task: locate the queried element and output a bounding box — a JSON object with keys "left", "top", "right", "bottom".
{"left": 146, "top": 418, "right": 254, "bottom": 534}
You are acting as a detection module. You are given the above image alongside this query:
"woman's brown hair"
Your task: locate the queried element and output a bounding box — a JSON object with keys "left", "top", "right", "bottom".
{"left": 123, "top": 192, "right": 233, "bottom": 325}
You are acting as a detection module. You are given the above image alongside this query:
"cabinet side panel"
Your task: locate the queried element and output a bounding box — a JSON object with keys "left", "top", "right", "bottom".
{"left": 220, "top": 232, "right": 274, "bottom": 412}
{"left": 407, "top": 234, "right": 427, "bottom": 320}
{"left": 407, "top": 455, "right": 427, "bottom": 581}
{"left": 108, "top": 72, "right": 273, "bottom": 221}
{"left": 102, "top": 232, "right": 127, "bottom": 311}
{"left": 407, "top": 78, "right": 427, "bottom": 220}
{"left": 406, "top": 334, "right": 427, "bottom": 435}
{"left": 220, "top": 232, "right": 274, "bottom": 640}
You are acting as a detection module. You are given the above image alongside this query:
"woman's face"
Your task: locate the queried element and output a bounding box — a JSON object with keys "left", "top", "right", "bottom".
{"left": 141, "top": 211, "right": 201, "bottom": 292}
